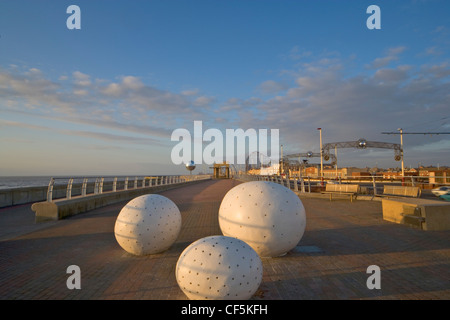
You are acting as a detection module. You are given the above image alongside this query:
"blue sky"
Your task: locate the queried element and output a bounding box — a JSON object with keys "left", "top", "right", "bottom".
{"left": 0, "top": 0, "right": 449, "bottom": 176}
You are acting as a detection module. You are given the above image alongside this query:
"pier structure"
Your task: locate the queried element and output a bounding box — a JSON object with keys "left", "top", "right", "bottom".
{"left": 0, "top": 176, "right": 449, "bottom": 301}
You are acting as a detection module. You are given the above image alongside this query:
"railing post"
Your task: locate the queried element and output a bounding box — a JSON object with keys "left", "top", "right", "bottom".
{"left": 308, "top": 177, "right": 311, "bottom": 193}
{"left": 99, "top": 178, "right": 104, "bottom": 194}
{"left": 81, "top": 178, "right": 88, "bottom": 196}
{"left": 134, "top": 177, "right": 138, "bottom": 189}
{"left": 124, "top": 177, "right": 128, "bottom": 190}
{"left": 47, "top": 178, "right": 54, "bottom": 202}
{"left": 94, "top": 178, "right": 99, "bottom": 194}
{"left": 294, "top": 178, "right": 298, "bottom": 192}
{"left": 66, "top": 178, "right": 74, "bottom": 199}
{"left": 372, "top": 175, "right": 377, "bottom": 196}
{"left": 113, "top": 177, "right": 117, "bottom": 192}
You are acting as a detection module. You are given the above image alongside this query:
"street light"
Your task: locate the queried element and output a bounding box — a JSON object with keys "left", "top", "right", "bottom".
{"left": 397, "top": 128, "right": 405, "bottom": 177}
{"left": 318, "top": 128, "right": 323, "bottom": 183}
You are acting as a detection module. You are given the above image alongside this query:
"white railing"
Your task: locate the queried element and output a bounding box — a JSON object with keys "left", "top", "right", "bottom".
{"left": 46, "top": 175, "right": 211, "bottom": 202}
{"left": 234, "top": 174, "right": 310, "bottom": 192}
{"left": 234, "top": 173, "right": 450, "bottom": 196}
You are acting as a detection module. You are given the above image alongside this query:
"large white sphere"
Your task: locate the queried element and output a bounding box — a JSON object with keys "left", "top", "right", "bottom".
{"left": 219, "top": 181, "right": 306, "bottom": 257}
{"left": 176, "top": 236, "right": 263, "bottom": 300}
{"left": 114, "top": 194, "right": 182, "bottom": 255}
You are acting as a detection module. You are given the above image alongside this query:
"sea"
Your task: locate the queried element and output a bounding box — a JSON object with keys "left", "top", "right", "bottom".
{"left": 0, "top": 176, "right": 54, "bottom": 190}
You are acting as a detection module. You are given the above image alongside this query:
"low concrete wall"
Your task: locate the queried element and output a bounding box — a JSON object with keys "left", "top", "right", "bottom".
{"left": 0, "top": 182, "right": 117, "bottom": 208}
{"left": 31, "top": 179, "right": 210, "bottom": 223}
{"left": 382, "top": 198, "right": 450, "bottom": 231}
{"left": 1, "top": 186, "right": 50, "bottom": 208}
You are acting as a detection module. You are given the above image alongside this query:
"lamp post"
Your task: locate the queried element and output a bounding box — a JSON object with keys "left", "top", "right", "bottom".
{"left": 318, "top": 128, "right": 323, "bottom": 184}
{"left": 280, "top": 144, "right": 283, "bottom": 176}
{"left": 397, "top": 128, "right": 405, "bottom": 178}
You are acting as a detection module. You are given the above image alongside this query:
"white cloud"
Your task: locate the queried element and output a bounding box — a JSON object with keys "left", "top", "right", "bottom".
{"left": 212, "top": 50, "right": 450, "bottom": 166}
{"left": 193, "top": 95, "right": 215, "bottom": 107}
{"left": 1, "top": 46, "right": 450, "bottom": 169}
{"left": 181, "top": 89, "right": 199, "bottom": 96}
{"left": 367, "top": 46, "right": 407, "bottom": 69}
{"left": 73, "top": 71, "right": 91, "bottom": 86}
{"left": 0, "top": 66, "right": 216, "bottom": 144}
{"left": 259, "top": 80, "right": 289, "bottom": 94}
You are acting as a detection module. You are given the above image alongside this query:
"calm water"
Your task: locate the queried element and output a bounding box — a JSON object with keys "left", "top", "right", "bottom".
{"left": 0, "top": 176, "right": 53, "bottom": 190}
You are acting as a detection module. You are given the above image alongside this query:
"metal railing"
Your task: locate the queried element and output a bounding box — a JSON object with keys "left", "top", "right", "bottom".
{"left": 46, "top": 175, "right": 211, "bottom": 202}
{"left": 235, "top": 174, "right": 310, "bottom": 193}
{"left": 234, "top": 173, "right": 450, "bottom": 196}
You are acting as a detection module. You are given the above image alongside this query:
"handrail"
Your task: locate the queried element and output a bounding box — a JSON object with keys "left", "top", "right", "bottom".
{"left": 234, "top": 173, "right": 449, "bottom": 196}
{"left": 46, "top": 175, "right": 211, "bottom": 202}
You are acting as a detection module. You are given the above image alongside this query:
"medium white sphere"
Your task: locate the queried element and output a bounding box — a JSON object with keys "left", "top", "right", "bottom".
{"left": 176, "top": 236, "right": 263, "bottom": 300}
{"left": 219, "top": 181, "right": 306, "bottom": 257}
{"left": 114, "top": 194, "right": 182, "bottom": 255}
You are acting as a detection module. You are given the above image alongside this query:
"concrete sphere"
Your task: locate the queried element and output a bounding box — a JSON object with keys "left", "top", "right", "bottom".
{"left": 218, "top": 181, "right": 306, "bottom": 257}
{"left": 176, "top": 236, "right": 263, "bottom": 300}
{"left": 114, "top": 194, "right": 182, "bottom": 255}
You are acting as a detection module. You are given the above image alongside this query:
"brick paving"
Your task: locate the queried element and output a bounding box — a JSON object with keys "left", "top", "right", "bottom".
{"left": 0, "top": 179, "right": 449, "bottom": 300}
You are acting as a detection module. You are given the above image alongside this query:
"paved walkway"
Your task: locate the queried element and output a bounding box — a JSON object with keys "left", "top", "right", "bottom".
{"left": 0, "top": 179, "right": 449, "bottom": 300}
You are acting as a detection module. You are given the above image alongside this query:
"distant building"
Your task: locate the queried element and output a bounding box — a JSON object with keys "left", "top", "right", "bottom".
{"left": 259, "top": 164, "right": 280, "bottom": 175}
{"left": 419, "top": 167, "right": 450, "bottom": 183}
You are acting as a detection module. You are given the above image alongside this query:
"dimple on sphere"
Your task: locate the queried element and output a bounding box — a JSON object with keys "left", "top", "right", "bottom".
{"left": 175, "top": 236, "right": 263, "bottom": 300}
{"left": 114, "top": 194, "right": 182, "bottom": 255}
{"left": 218, "top": 181, "right": 306, "bottom": 257}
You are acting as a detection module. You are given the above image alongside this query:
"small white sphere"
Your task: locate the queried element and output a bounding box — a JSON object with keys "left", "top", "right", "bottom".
{"left": 176, "top": 236, "right": 263, "bottom": 300}
{"left": 114, "top": 194, "right": 182, "bottom": 255}
{"left": 218, "top": 181, "right": 306, "bottom": 257}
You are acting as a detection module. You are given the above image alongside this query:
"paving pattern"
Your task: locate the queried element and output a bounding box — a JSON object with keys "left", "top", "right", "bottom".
{"left": 0, "top": 179, "right": 449, "bottom": 300}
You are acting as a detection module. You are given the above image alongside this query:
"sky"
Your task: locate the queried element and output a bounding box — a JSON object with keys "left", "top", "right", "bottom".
{"left": 0, "top": 0, "right": 449, "bottom": 176}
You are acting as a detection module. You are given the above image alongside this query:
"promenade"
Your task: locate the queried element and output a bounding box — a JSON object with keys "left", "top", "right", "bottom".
{"left": 0, "top": 179, "right": 449, "bottom": 300}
